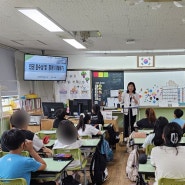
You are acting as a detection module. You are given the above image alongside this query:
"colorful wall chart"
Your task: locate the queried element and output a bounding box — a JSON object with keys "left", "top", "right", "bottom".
{"left": 55, "top": 70, "right": 91, "bottom": 103}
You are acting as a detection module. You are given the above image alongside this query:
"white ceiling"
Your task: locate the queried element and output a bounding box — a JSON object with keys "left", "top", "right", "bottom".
{"left": 1, "top": 0, "right": 185, "bottom": 55}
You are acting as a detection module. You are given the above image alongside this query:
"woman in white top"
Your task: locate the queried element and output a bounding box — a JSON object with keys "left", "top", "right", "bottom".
{"left": 118, "top": 82, "right": 140, "bottom": 138}
{"left": 77, "top": 113, "right": 102, "bottom": 138}
{"left": 151, "top": 123, "right": 185, "bottom": 185}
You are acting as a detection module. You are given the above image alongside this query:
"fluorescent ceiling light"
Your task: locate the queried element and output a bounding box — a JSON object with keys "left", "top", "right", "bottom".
{"left": 86, "top": 49, "right": 185, "bottom": 54}
{"left": 63, "top": 39, "right": 86, "bottom": 49}
{"left": 17, "top": 8, "right": 63, "bottom": 32}
{"left": 174, "top": 1, "right": 184, "bottom": 7}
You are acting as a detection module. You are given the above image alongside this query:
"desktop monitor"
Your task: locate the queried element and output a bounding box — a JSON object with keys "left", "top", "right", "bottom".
{"left": 69, "top": 99, "right": 92, "bottom": 116}
{"left": 42, "top": 102, "right": 64, "bottom": 119}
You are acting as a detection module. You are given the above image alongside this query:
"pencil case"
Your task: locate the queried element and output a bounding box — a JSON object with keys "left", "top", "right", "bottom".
{"left": 53, "top": 153, "right": 72, "bottom": 161}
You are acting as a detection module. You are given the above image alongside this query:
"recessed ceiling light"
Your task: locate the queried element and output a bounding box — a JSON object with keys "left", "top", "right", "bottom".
{"left": 63, "top": 39, "right": 86, "bottom": 49}
{"left": 16, "top": 8, "right": 64, "bottom": 32}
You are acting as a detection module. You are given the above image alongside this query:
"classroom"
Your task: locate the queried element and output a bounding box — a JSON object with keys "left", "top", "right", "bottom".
{"left": 1, "top": 1, "right": 185, "bottom": 185}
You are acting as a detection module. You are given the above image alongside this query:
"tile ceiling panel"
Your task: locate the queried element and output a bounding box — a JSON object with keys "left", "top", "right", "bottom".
{"left": 0, "top": 0, "right": 185, "bottom": 54}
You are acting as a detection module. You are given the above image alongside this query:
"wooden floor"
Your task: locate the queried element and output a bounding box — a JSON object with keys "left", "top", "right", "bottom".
{"left": 81, "top": 141, "right": 133, "bottom": 185}
{"left": 103, "top": 143, "right": 132, "bottom": 185}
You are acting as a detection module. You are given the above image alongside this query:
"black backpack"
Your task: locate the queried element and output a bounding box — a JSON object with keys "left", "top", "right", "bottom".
{"left": 106, "top": 125, "right": 120, "bottom": 146}
{"left": 62, "top": 175, "right": 80, "bottom": 185}
{"left": 90, "top": 137, "right": 107, "bottom": 185}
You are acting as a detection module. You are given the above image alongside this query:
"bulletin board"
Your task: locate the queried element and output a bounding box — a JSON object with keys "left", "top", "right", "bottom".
{"left": 92, "top": 71, "right": 124, "bottom": 106}
{"left": 55, "top": 70, "right": 91, "bottom": 103}
{"left": 124, "top": 70, "right": 185, "bottom": 106}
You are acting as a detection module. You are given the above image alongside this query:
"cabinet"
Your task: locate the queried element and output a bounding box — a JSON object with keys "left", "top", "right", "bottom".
{"left": 1, "top": 95, "right": 19, "bottom": 116}
{"left": 40, "top": 119, "right": 54, "bottom": 130}
{"left": 0, "top": 96, "right": 20, "bottom": 135}
{"left": 27, "top": 125, "right": 41, "bottom": 133}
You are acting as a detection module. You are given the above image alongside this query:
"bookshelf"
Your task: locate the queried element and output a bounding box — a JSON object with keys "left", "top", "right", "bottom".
{"left": 20, "top": 98, "right": 41, "bottom": 112}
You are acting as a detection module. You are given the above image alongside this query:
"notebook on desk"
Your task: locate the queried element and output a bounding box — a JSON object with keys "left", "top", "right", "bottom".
{"left": 102, "top": 111, "right": 112, "bottom": 120}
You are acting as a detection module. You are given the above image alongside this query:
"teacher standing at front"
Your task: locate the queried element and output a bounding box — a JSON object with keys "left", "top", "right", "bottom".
{"left": 118, "top": 82, "right": 140, "bottom": 140}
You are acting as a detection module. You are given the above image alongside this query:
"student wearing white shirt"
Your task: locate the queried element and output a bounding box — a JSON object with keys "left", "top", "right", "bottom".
{"left": 118, "top": 82, "right": 140, "bottom": 139}
{"left": 53, "top": 120, "right": 82, "bottom": 168}
{"left": 77, "top": 113, "right": 102, "bottom": 138}
{"left": 151, "top": 123, "right": 185, "bottom": 185}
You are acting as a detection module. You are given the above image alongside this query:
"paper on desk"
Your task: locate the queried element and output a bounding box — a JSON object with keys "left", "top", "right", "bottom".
{"left": 102, "top": 111, "right": 112, "bottom": 120}
{"left": 107, "top": 97, "right": 119, "bottom": 107}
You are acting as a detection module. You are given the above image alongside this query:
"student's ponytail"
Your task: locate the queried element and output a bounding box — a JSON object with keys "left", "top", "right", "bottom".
{"left": 77, "top": 114, "right": 86, "bottom": 131}
{"left": 163, "top": 122, "right": 183, "bottom": 155}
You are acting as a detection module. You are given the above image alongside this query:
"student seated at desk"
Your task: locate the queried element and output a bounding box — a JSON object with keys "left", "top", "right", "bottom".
{"left": 1, "top": 110, "right": 52, "bottom": 157}
{"left": 90, "top": 104, "right": 104, "bottom": 129}
{"left": 53, "top": 120, "right": 82, "bottom": 182}
{"left": 142, "top": 116, "right": 168, "bottom": 151}
{"left": 170, "top": 108, "right": 185, "bottom": 128}
{"left": 77, "top": 113, "right": 102, "bottom": 138}
{"left": 151, "top": 123, "right": 185, "bottom": 185}
{"left": 0, "top": 129, "right": 58, "bottom": 185}
{"left": 53, "top": 108, "right": 67, "bottom": 128}
{"left": 135, "top": 108, "right": 156, "bottom": 129}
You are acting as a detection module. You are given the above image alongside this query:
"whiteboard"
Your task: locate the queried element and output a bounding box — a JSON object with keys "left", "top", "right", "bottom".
{"left": 124, "top": 71, "right": 185, "bottom": 106}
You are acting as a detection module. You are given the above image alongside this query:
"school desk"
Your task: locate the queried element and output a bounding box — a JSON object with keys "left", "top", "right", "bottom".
{"left": 31, "top": 157, "right": 73, "bottom": 181}
{"left": 134, "top": 137, "right": 185, "bottom": 146}
{"left": 138, "top": 159, "right": 155, "bottom": 180}
{"left": 40, "top": 116, "right": 119, "bottom": 132}
{"left": 44, "top": 138, "right": 101, "bottom": 148}
{"left": 137, "top": 129, "right": 153, "bottom": 135}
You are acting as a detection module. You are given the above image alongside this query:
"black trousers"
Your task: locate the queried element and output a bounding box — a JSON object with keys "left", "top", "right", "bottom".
{"left": 123, "top": 109, "right": 136, "bottom": 138}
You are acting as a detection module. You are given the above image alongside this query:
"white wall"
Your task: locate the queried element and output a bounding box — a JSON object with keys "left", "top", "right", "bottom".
{"left": 15, "top": 51, "right": 55, "bottom": 101}
{"left": 0, "top": 48, "right": 17, "bottom": 96}
{"left": 14, "top": 51, "right": 185, "bottom": 102}
{"left": 65, "top": 54, "right": 185, "bottom": 70}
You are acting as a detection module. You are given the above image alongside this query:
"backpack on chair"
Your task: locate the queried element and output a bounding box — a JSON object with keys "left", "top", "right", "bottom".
{"left": 90, "top": 136, "right": 107, "bottom": 185}
{"left": 126, "top": 147, "right": 139, "bottom": 182}
{"left": 106, "top": 125, "right": 120, "bottom": 146}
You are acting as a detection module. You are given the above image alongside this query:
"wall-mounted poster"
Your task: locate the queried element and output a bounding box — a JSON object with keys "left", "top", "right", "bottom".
{"left": 55, "top": 70, "right": 91, "bottom": 103}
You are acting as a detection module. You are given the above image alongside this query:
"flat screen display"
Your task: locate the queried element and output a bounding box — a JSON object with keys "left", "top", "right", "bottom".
{"left": 42, "top": 102, "right": 64, "bottom": 119}
{"left": 24, "top": 54, "right": 68, "bottom": 81}
{"left": 69, "top": 99, "right": 92, "bottom": 116}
